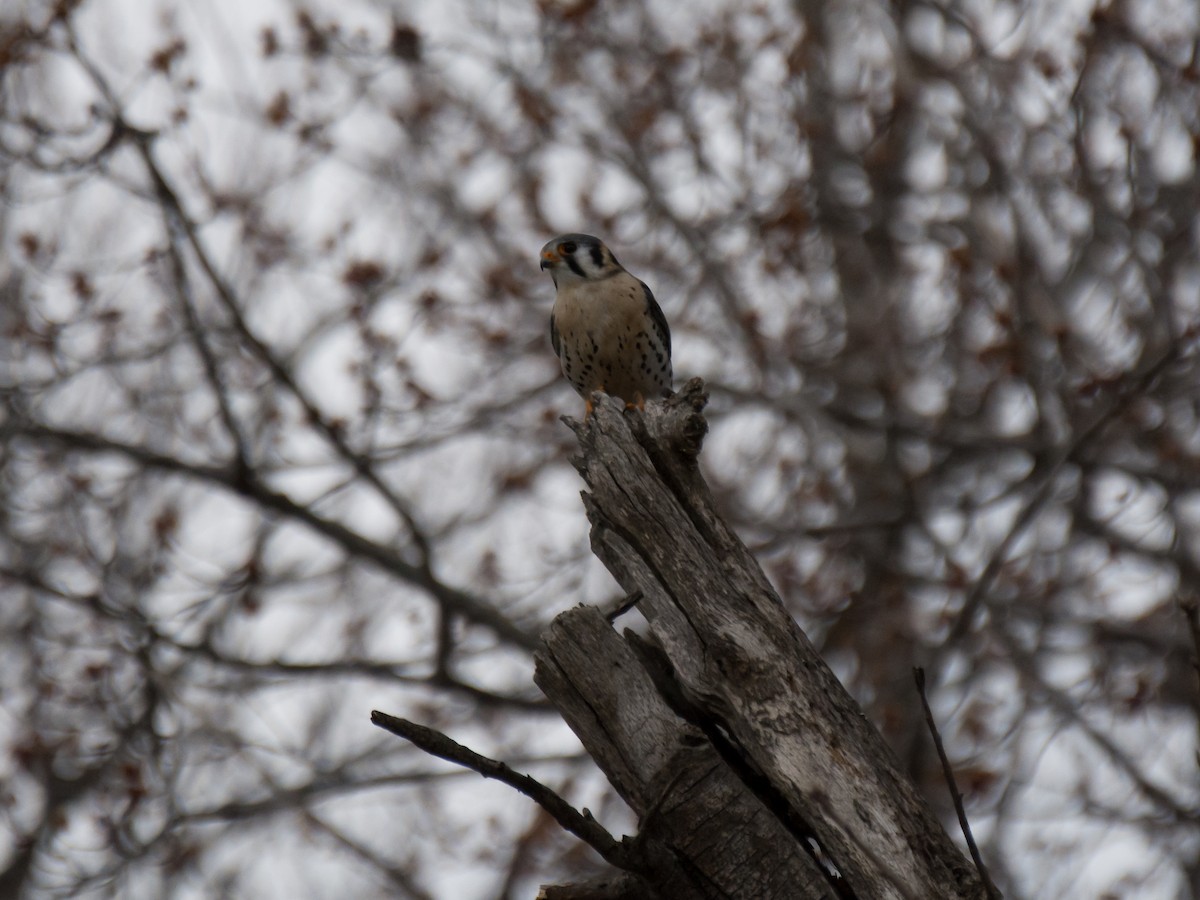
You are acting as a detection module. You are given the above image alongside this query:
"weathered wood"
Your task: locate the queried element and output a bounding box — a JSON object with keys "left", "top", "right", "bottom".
{"left": 535, "top": 380, "right": 985, "bottom": 899}
{"left": 536, "top": 607, "right": 836, "bottom": 899}
{"left": 537, "top": 873, "right": 649, "bottom": 900}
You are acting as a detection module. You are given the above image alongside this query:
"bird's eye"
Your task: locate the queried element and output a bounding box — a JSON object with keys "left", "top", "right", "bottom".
{"left": 559, "top": 241, "right": 577, "bottom": 255}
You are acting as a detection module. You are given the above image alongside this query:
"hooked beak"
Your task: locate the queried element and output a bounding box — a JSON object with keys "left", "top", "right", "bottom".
{"left": 539, "top": 248, "right": 559, "bottom": 271}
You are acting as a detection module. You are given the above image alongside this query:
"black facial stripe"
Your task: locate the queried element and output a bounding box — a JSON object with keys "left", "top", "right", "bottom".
{"left": 566, "top": 256, "right": 586, "bottom": 277}
{"left": 589, "top": 244, "right": 604, "bottom": 268}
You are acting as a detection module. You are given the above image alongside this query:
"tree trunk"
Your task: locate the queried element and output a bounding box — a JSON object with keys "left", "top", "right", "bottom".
{"left": 534, "top": 380, "right": 986, "bottom": 899}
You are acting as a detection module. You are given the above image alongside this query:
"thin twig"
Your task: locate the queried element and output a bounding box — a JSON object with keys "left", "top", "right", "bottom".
{"left": 1179, "top": 597, "right": 1200, "bottom": 770}
{"left": 606, "top": 589, "right": 643, "bottom": 623}
{"left": 369, "top": 711, "right": 631, "bottom": 870}
{"left": 913, "top": 668, "right": 1003, "bottom": 900}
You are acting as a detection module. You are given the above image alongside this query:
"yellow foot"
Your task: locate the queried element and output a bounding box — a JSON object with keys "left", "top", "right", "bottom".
{"left": 584, "top": 386, "right": 606, "bottom": 420}
{"left": 624, "top": 392, "right": 645, "bottom": 411}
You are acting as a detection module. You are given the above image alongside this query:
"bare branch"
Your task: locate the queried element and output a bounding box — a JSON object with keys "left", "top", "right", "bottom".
{"left": 914, "top": 668, "right": 1002, "bottom": 900}
{"left": 1180, "top": 597, "right": 1200, "bottom": 769}
{"left": 369, "top": 711, "right": 629, "bottom": 870}
{"left": 0, "top": 420, "right": 538, "bottom": 649}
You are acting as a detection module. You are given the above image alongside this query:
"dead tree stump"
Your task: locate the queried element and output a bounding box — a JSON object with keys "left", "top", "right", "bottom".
{"left": 534, "top": 379, "right": 985, "bottom": 900}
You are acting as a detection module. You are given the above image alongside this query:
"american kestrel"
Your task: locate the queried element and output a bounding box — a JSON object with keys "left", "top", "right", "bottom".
{"left": 540, "top": 233, "right": 672, "bottom": 416}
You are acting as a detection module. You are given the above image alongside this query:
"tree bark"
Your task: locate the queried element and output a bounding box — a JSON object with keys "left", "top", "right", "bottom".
{"left": 534, "top": 380, "right": 986, "bottom": 899}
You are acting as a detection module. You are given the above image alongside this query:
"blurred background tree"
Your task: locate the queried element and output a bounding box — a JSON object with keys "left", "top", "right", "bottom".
{"left": 1, "top": 0, "right": 1197, "bottom": 897}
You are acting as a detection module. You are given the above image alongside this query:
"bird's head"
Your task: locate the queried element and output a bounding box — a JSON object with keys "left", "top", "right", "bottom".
{"left": 539, "top": 234, "right": 622, "bottom": 287}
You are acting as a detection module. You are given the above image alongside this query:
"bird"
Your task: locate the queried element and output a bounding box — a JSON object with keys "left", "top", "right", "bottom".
{"left": 539, "top": 233, "right": 672, "bottom": 417}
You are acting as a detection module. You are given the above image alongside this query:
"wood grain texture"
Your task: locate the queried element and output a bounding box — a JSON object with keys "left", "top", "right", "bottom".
{"left": 534, "top": 379, "right": 986, "bottom": 900}
{"left": 537, "top": 607, "right": 835, "bottom": 900}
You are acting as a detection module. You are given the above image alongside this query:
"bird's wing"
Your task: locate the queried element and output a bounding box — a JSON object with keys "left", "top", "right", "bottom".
{"left": 549, "top": 311, "right": 561, "bottom": 358}
{"left": 641, "top": 281, "right": 671, "bottom": 356}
